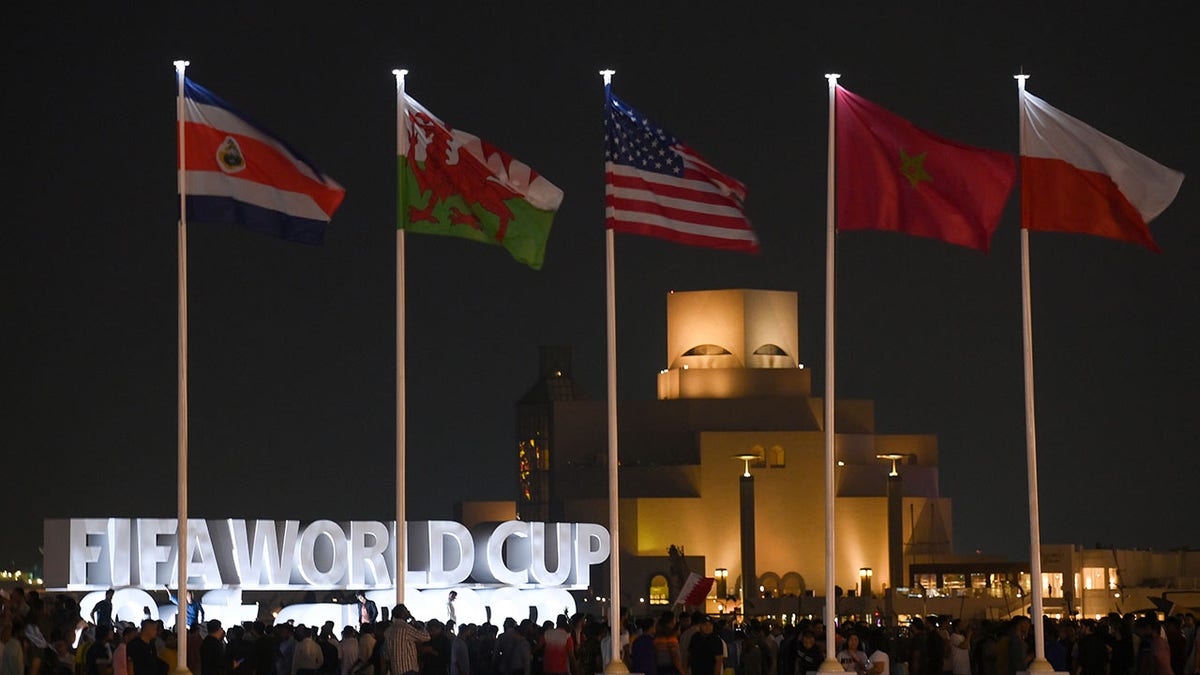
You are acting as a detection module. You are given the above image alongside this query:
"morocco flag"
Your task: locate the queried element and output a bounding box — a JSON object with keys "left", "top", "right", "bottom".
{"left": 836, "top": 87, "right": 1016, "bottom": 252}
{"left": 400, "top": 94, "right": 563, "bottom": 270}
{"left": 1019, "top": 90, "right": 1184, "bottom": 252}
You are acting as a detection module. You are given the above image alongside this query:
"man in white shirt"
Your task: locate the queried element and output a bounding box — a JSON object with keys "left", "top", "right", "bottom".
{"left": 292, "top": 626, "right": 325, "bottom": 675}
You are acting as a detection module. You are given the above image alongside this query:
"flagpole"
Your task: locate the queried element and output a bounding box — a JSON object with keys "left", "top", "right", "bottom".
{"left": 600, "top": 68, "right": 628, "bottom": 675}
{"left": 819, "top": 73, "right": 842, "bottom": 673}
{"left": 1015, "top": 72, "right": 1053, "bottom": 673}
{"left": 172, "top": 58, "right": 193, "bottom": 675}
{"left": 393, "top": 68, "right": 410, "bottom": 607}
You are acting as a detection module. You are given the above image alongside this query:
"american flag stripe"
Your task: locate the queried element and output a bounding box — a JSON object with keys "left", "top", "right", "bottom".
{"left": 603, "top": 211, "right": 760, "bottom": 249}
{"left": 606, "top": 193, "right": 750, "bottom": 228}
{"left": 604, "top": 89, "right": 758, "bottom": 252}
{"left": 607, "top": 166, "right": 738, "bottom": 206}
{"left": 606, "top": 182, "right": 746, "bottom": 218}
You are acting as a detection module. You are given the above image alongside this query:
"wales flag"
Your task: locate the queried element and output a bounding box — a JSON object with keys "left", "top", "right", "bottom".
{"left": 400, "top": 94, "right": 563, "bottom": 269}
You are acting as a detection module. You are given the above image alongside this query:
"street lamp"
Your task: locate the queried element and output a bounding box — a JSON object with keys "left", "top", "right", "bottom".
{"left": 732, "top": 452, "right": 759, "bottom": 606}
{"left": 859, "top": 568, "right": 873, "bottom": 598}
{"left": 876, "top": 453, "right": 910, "bottom": 596}
{"left": 715, "top": 568, "right": 729, "bottom": 599}
{"left": 733, "top": 453, "right": 757, "bottom": 477}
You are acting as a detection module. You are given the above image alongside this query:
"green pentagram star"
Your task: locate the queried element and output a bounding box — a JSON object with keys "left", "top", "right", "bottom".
{"left": 899, "top": 149, "right": 932, "bottom": 188}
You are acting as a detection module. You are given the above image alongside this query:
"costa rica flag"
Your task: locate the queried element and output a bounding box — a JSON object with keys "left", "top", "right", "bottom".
{"left": 180, "top": 78, "right": 346, "bottom": 244}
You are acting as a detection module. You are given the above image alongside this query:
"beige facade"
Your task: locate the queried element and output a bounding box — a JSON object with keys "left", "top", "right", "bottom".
{"left": 497, "top": 289, "right": 957, "bottom": 610}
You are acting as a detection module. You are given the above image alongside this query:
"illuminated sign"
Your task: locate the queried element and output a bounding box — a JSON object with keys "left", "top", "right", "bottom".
{"left": 45, "top": 518, "right": 609, "bottom": 591}
{"left": 46, "top": 518, "right": 610, "bottom": 629}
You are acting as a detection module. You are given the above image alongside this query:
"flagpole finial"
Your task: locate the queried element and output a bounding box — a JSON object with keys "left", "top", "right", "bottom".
{"left": 599, "top": 69, "right": 615, "bottom": 86}
{"left": 173, "top": 60, "right": 189, "bottom": 73}
{"left": 393, "top": 69, "right": 408, "bottom": 87}
{"left": 1014, "top": 72, "right": 1030, "bottom": 92}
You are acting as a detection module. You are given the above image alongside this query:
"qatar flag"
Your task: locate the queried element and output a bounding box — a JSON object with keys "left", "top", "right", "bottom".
{"left": 1019, "top": 90, "right": 1184, "bottom": 251}
{"left": 674, "top": 572, "right": 715, "bottom": 607}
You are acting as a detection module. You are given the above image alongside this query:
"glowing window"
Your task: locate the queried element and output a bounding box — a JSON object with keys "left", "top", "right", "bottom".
{"left": 649, "top": 574, "right": 670, "bottom": 605}
{"left": 769, "top": 445, "right": 785, "bottom": 467}
{"left": 1042, "top": 572, "right": 1064, "bottom": 598}
{"left": 1082, "top": 567, "right": 1105, "bottom": 590}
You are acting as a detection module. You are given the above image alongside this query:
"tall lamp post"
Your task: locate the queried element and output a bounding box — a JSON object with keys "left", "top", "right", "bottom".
{"left": 876, "top": 454, "right": 908, "bottom": 594}
{"left": 733, "top": 453, "right": 759, "bottom": 610}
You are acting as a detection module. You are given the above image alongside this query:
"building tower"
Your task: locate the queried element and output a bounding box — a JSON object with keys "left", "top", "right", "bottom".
{"left": 516, "top": 346, "right": 585, "bottom": 522}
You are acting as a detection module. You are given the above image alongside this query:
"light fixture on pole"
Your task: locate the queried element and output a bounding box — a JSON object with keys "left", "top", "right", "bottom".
{"left": 876, "top": 453, "right": 909, "bottom": 598}
{"left": 715, "top": 568, "right": 728, "bottom": 599}
{"left": 859, "top": 567, "right": 873, "bottom": 597}
{"left": 875, "top": 453, "right": 907, "bottom": 477}
{"left": 732, "top": 452, "right": 759, "bottom": 607}
{"left": 733, "top": 452, "right": 757, "bottom": 477}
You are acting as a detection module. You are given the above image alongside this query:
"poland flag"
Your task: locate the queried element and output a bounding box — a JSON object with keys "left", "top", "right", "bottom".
{"left": 1019, "top": 90, "right": 1184, "bottom": 251}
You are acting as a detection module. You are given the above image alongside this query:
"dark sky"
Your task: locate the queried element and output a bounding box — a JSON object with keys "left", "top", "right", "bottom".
{"left": 5, "top": 4, "right": 1198, "bottom": 572}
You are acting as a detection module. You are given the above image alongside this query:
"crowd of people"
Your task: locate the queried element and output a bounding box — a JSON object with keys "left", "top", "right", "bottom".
{"left": 3, "top": 586, "right": 1199, "bottom": 675}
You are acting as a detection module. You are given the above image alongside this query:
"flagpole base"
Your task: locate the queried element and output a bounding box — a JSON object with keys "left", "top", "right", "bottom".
{"left": 818, "top": 658, "right": 844, "bottom": 673}
{"left": 604, "top": 659, "right": 631, "bottom": 674}
{"left": 172, "top": 667, "right": 194, "bottom": 675}
{"left": 1021, "top": 659, "right": 1058, "bottom": 673}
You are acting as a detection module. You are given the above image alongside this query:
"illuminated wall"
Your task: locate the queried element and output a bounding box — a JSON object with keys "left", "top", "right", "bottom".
{"left": 630, "top": 430, "right": 950, "bottom": 596}
{"left": 499, "top": 289, "right": 958, "bottom": 607}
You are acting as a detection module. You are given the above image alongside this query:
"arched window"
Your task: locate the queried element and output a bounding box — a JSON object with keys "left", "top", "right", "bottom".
{"left": 649, "top": 574, "right": 670, "bottom": 605}
{"left": 753, "top": 344, "right": 788, "bottom": 356}
{"left": 683, "top": 344, "right": 732, "bottom": 356}
{"left": 769, "top": 444, "right": 785, "bottom": 467}
{"left": 758, "top": 572, "right": 781, "bottom": 598}
{"left": 781, "top": 572, "right": 806, "bottom": 597}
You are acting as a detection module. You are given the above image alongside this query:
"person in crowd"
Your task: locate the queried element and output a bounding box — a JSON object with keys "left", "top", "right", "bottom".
{"left": 202, "top": 620, "right": 229, "bottom": 675}
{"left": 387, "top": 605, "right": 432, "bottom": 675}
{"left": 686, "top": 617, "right": 723, "bottom": 675}
{"left": 112, "top": 626, "right": 137, "bottom": 675}
{"left": 164, "top": 587, "right": 204, "bottom": 631}
{"left": 86, "top": 627, "right": 113, "bottom": 675}
{"left": 836, "top": 632, "right": 869, "bottom": 675}
{"left": 653, "top": 617, "right": 683, "bottom": 675}
{"left": 421, "top": 619, "right": 452, "bottom": 675}
{"left": 630, "top": 618, "right": 657, "bottom": 675}
{"left": 868, "top": 631, "right": 892, "bottom": 675}
{"left": 356, "top": 595, "right": 378, "bottom": 629}
{"left": 337, "top": 626, "right": 360, "bottom": 675}
{"left": 90, "top": 592, "right": 115, "bottom": 631}
{"left": 293, "top": 625, "right": 325, "bottom": 675}
{"left": 449, "top": 622, "right": 470, "bottom": 675}
{"left": 317, "top": 623, "right": 340, "bottom": 675}
{"left": 227, "top": 624, "right": 256, "bottom": 675}
{"left": 494, "top": 619, "right": 530, "bottom": 675}
{"left": 127, "top": 620, "right": 166, "bottom": 675}
{"left": 541, "top": 617, "right": 574, "bottom": 675}
{"left": 796, "top": 630, "right": 825, "bottom": 675}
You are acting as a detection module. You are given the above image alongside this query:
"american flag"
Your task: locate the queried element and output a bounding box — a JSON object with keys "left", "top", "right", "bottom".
{"left": 604, "top": 89, "right": 758, "bottom": 252}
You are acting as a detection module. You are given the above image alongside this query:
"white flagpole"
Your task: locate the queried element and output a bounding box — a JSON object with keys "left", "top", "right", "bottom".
{"left": 819, "top": 73, "right": 842, "bottom": 673}
{"left": 1015, "top": 73, "right": 1052, "bottom": 673}
{"left": 172, "top": 58, "right": 193, "bottom": 675}
{"left": 600, "top": 68, "right": 628, "bottom": 675}
{"left": 393, "top": 68, "right": 410, "bottom": 607}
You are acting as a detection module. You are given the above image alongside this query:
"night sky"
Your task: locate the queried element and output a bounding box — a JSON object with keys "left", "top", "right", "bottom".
{"left": 5, "top": 4, "right": 1198, "bottom": 573}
